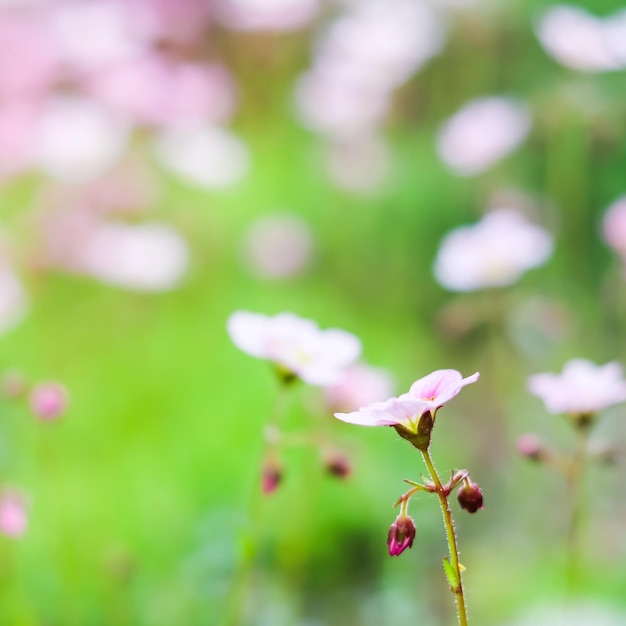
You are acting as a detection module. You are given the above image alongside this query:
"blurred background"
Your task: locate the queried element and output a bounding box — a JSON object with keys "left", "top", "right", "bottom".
{"left": 1, "top": 0, "right": 626, "bottom": 624}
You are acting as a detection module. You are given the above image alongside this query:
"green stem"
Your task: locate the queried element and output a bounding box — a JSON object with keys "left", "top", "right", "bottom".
{"left": 421, "top": 448, "right": 469, "bottom": 626}
{"left": 565, "top": 426, "right": 590, "bottom": 593}
{"left": 224, "top": 382, "right": 292, "bottom": 626}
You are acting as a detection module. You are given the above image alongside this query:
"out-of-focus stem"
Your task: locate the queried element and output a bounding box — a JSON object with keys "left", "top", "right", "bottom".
{"left": 224, "top": 382, "right": 292, "bottom": 626}
{"left": 421, "top": 448, "right": 469, "bottom": 626}
{"left": 565, "top": 426, "right": 590, "bottom": 593}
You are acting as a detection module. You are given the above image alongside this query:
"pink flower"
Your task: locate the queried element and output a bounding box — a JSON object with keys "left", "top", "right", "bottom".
{"left": 324, "top": 363, "right": 395, "bottom": 413}
{"left": 29, "top": 381, "right": 68, "bottom": 420}
{"left": 528, "top": 359, "right": 626, "bottom": 416}
{"left": 433, "top": 209, "right": 553, "bottom": 292}
{"left": 0, "top": 491, "right": 28, "bottom": 538}
{"left": 602, "top": 196, "right": 626, "bottom": 261}
{"left": 227, "top": 311, "right": 361, "bottom": 386}
{"left": 334, "top": 369, "right": 479, "bottom": 429}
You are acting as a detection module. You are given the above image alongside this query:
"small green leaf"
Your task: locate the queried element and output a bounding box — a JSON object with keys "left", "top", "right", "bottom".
{"left": 443, "top": 557, "right": 459, "bottom": 591}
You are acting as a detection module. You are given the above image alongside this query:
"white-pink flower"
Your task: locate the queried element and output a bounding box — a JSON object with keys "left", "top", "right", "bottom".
{"left": 528, "top": 359, "right": 626, "bottom": 416}
{"left": 436, "top": 97, "right": 531, "bottom": 176}
{"left": 334, "top": 369, "right": 479, "bottom": 429}
{"left": 602, "top": 196, "right": 626, "bottom": 261}
{"left": 324, "top": 363, "right": 395, "bottom": 413}
{"left": 227, "top": 311, "right": 361, "bottom": 386}
{"left": 0, "top": 491, "right": 27, "bottom": 538}
{"left": 433, "top": 209, "right": 553, "bottom": 292}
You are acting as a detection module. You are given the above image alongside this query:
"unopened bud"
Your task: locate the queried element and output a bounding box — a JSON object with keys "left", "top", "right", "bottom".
{"left": 517, "top": 434, "right": 545, "bottom": 461}
{"left": 261, "top": 460, "right": 282, "bottom": 495}
{"left": 387, "top": 514, "right": 416, "bottom": 556}
{"left": 0, "top": 370, "right": 27, "bottom": 399}
{"left": 325, "top": 453, "right": 351, "bottom": 478}
{"left": 457, "top": 481, "right": 483, "bottom": 514}
{"left": 29, "top": 382, "right": 68, "bottom": 421}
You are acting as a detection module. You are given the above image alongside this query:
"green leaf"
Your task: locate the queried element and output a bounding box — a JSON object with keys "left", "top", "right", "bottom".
{"left": 443, "top": 557, "right": 460, "bottom": 591}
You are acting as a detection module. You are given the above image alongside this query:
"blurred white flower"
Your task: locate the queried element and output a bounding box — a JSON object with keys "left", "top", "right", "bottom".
{"left": 0, "top": 491, "right": 27, "bottom": 538}
{"left": 324, "top": 363, "right": 395, "bottom": 413}
{"left": 508, "top": 602, "right": 626, "bottom": 626}
{"left": 295, "top": 69, "right": 390, "bottom": 138}
{"left": 436, "top": 97, "right": 531, "bottom": 176}
{"left": 242, "top": 214, "right": 314, "bottom": 279}
{"left": 528, "top": 359, "right": 626, "bottom": 417}
{"left": 536, "top": 5, "right": 625, "bottom": 72}
{"left": 79, "top": 221, "right": 189, "bottom": 292}
{"left": 214, "top": 0, "right": 318, "bottom": 32}
{"left": 325, "top": 133, "right": 391, "bottom": 193}
{"left": 48, "top": 0, "right": 147, "bottom": 70}
{"left": 0, "top": 261, "right": 27, "bottom": 334}
{"left": 317, "top": 0, "right": 445, "bottom": 91}
{"left": 33, "top": 96, "right": 129, "bottom": 183}
{"left": 433, "top": 209, "right": 553, "bottom": 292}
{"left": 602, "top": 196, "right": 626, "bottom": 261}
{"left": 154, "top": 124, "right": 249, "bottom": 188}
{"left": 227, "top": 311, "right": 361, "bottom": 386}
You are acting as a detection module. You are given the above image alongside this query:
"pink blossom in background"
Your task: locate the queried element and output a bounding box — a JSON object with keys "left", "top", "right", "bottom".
{"left": 214, "top": 0, "right": 318, "bottom": 32}
{"left": 528, "top": 359, "right": 626, "bottom": 416}
{"left": 227, "top": 311, "right": 361, "bottom": 386}
{"left": 535, "top": 6, "right": 626, "bottom": 73}
{"left": 153, "top": 124, "right": 249, "bottom": 189}
{"left": 0, "top": 261, "right": 27, "bottom": 335}
{"left": 88, "top": 57, "right": 236, "bottom": 127}
{"left": 324, "top": 133, "right": 391, "bottom": 193}
{"left": 29, "top": 381, "right": 68, "bottom": 420}
{"left": 79, "top": 221, "right": 190, "bottom": 292}
{"left": 334, "top": 369, "right": 478, "bottom": 428}
{"left": 242, "top": 214, "right": 314, "bottom": 279}
{"left": 0, "top": 11, "right": 59, "bottom": 99}
{"left": 32, "top": 96, "right": 130, "bottom": 184}
{"left": 433, "top": 209, "right": 553, "bottom": 292}
{"left": 436, "top": 97, "right": 531, "bottom": 176}
{"left": 324, "top": 363, "right": 395, "bottom": 413}
{"left": 602, "top": 196, "right": 626, "bottom": 262}
{"left": 0, "top": 102, "right": 40, "bottom": 179}
{"left": 0, "top": 491, "right": 27, "bottom": 538}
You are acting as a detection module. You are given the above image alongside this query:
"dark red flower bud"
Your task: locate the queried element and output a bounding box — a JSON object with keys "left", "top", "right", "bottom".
{"left": 387, "top": 514, "right": 416, "bottom": 556}
{"left": 261, "top": 461, "right": 282, "bottom": 495}
{"left": 457, "top": 481, "right": 483, "bottom": 514}
{"left": 325, "top": 453, "right": 351, "bottom": 478}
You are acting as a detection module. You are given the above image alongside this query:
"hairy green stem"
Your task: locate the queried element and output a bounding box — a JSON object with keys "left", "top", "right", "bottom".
{"left": 421, "top": 448, "right": 469, "bottom": 626}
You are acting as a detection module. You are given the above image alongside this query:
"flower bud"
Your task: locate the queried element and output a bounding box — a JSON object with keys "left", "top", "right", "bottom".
{"left": 0, "top": 491, "right": 28, "bottom": 538}
{"left": 261, "top": 460, "right": 282, "bottom": 495}
{"left": 457, "top": 481, "right": 483, "bottom": 514}
{"left": 387, "top": 514, "right": 416, "bottom": 556}
{"left": 324, "top": 453, "right": 351, "bottom": 478}
{"left": 517, "top": 433, "right": 545, "bottom": 461}
{"left": 29, "top": 382, "right": 69, "bottom": 421}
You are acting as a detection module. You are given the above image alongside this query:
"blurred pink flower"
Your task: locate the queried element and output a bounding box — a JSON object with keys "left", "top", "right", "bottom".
{"left": 437, "top": 97, "right": 531, "bottom": 175}
{"left": 0, "top": 102, "right": 40, "bottom": 179}
{"left": 29, "top": 381, "right": 68, "bottom": 420}
{"left": 214, "top": 0, "right": 318, "bottom": 32}
{"left": 528, "top": 359, "right": 626, "bottom": 416}
{"left": 0, "top": 491, "right": 27, "bottom": 538}
{"left": 79, "top": 221, "right": 190, "bottom": 292}
{"left": 536, "top": 6, "right": 626, "bottom": 73}
{"left": 433, "top": 209, "right": 553, "bottom": 292}
{"left": 324, "top": 133, "right": 391, "bottom": 193}
{"left": 334, "top": 369, "right": 479, "bottom": 428}
{"left": 242, "top": 214, "right": 314, "bottom": 279}
{"left": 324, "top": 363, "right": 395, "bottom": 413}
{"left": 602, "top": 196, "right": 626, "bottom": 261}
{"left": 153, "top": 123, "right": 249, "bottom": 189}
{"left": 227, "top": 311, "right": 361, "bottom": 386}
{"left": 88, "top": 57, "right": 236, "bottom": 127}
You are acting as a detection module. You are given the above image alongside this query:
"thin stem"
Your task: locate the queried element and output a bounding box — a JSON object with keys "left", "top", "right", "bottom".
{"left": 224, "top": 382, "right": 292, "bottom": 626}
{"left": 421, "top": 448, "right": 469, "bottom": 626}
{"left": 565, "top": 426, "right": 590, "bottom": 593}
